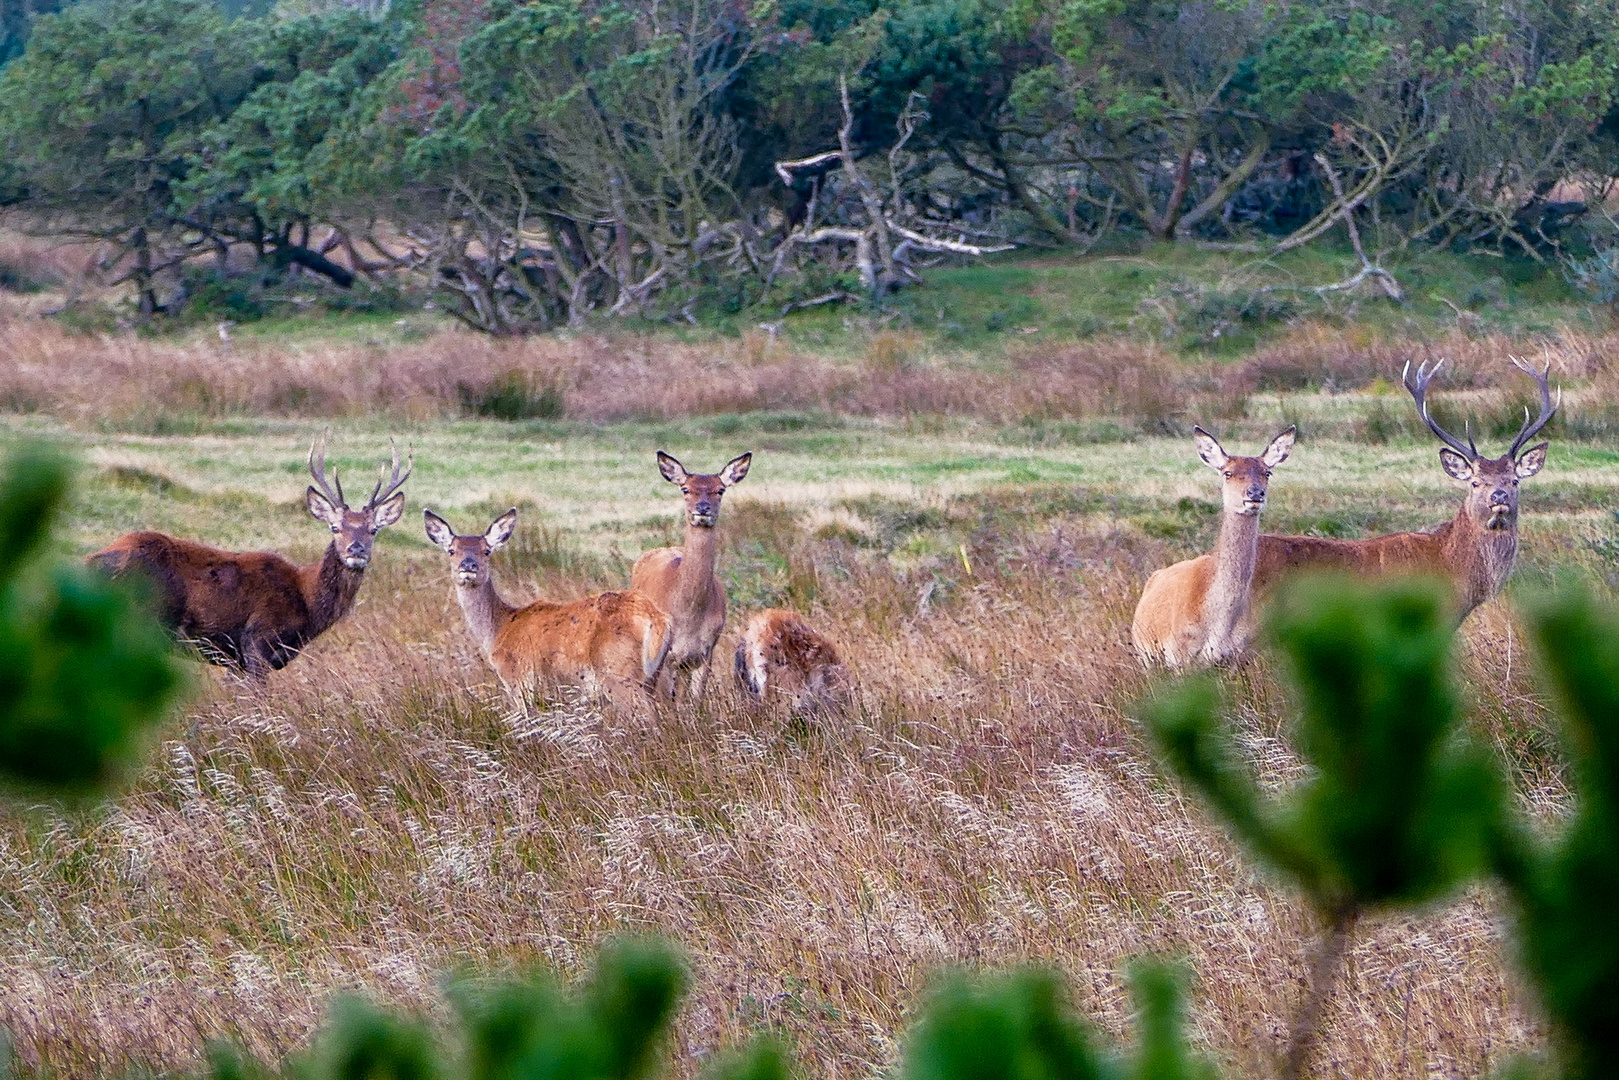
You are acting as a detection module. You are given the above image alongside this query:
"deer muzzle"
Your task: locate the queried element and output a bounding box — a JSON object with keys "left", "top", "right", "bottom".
{"left": 342, "top": 542, "right": 371, "bottom": 569}
{"left": 1486, "top": 494, "right": 1513, "bottom": 528}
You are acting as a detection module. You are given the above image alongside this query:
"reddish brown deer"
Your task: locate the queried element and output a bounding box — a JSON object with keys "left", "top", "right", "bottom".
{"left": 734, "top": 608, "right": 847, "bottom": 709}
{"left": 424, "top": 508, "right": 672, "bottom": 708}
{"left": 1253, "top": 357, "right": 1556, "bottom": 621}
{"left": 87, "top": 432, "right": 410, "bottom": 679}
{"left": 1132, "top": 425, "right": 1295, "bottom": 667}
{"left": 630, "top": 450, "right": 751, "bottom": 701}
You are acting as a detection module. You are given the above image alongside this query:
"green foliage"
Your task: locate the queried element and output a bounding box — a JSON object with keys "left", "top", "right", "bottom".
{"left": 1142, "top": 576, "right": 1502, "bottom": 918}
{"left": 0, "top": 0, "right": 258, "bottom": 257}
{"left": 0, "top": 443, "right": 184, "bottom": 794}
{"left": 211, "top": 938, "right": 691, "bottom": 1080}
{"left": 902, "top": 962, "right": 1219, "bottom": 1080}
{"left": 1494, "top": 587, "right": 1619, "bottom": 1080}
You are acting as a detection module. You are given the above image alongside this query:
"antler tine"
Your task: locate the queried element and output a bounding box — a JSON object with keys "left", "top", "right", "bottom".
{"left": 1403, "top": 358, "right": 1477, "bottom": 460}
{"left": 1507, "top": 355, "right": 1559, "bottom": 458}
{"left": 366, "top": 438, "right": 413, "bottom": 508}
{"left": 307, "top": 428, "right": 347, "bottom": 508}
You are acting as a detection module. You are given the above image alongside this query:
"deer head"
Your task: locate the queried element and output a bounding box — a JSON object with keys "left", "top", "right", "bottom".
{"left": 305, "top": 431, "right": 413, "bottom": 569}
{"left": 424, "top": 508, "right": 518, "bottom": 587}
{"left": 1192, "top": 425, "right": 1295, "bottom": 515}
{"left": 656, "top": 451, "right": 752, "bottom": 528}
{"left": 1404, "top": 357, "right": 1557, "bottom": 532}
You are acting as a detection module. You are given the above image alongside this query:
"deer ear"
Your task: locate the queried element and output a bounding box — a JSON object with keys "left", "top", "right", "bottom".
{"left": 1515, "top": 441, "right": 1548, "bottom": 478}
{"left": 423, "top": 510, "right": 456, "bottom": 552}
{"left": 656, "top": 451, "right": 687, "bottom": 484}
{"left": 486, "top": 508, "right": 519, "bottom": 550}
{"left": 720, "top": 452, "right": 752, "bottom": 487}
{"left": 371, "top": 490, "right": 406, "bottom": 529}
{"left": 306, "top": 486, "right": 342, "bottom": 527}
{"left": 1262, "top": 426, "right": 1296, "bottom": 468}
{"left": 1191, "top": 426, "right": 1228, "bottom": 470}
{"left": 1439, "top": 448, "right": 1474, "bottom": 480}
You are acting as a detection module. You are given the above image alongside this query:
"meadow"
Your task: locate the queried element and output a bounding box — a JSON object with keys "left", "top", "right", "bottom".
{"left": 1, "top": 284, "right": 1619, "bottom": 1078}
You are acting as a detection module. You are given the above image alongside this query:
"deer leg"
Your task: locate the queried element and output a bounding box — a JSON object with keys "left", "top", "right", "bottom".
{"left": 241, "top": 639, "right": 274, "bottom": 684}
{"left": 688, "top": 658, "right": 711, "bottom": 701}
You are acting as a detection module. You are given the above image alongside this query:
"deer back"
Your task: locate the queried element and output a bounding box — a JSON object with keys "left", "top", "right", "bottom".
{"left": 493, "top": 590, "right": 671, "bottom": 688}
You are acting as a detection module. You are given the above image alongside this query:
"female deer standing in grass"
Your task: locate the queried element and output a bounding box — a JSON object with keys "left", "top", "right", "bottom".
{"left": 1131, "top": 425, "right": 1295, "bottom": 668}
{"left": 425, "top": 508, "right": 671, "bottom": 710}
{"left": 630, "top": 450, "right": 751, "bottom": 701}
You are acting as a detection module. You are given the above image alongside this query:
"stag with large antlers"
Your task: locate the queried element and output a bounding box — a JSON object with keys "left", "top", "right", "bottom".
{"left": 88, "top": 432, "right": 411, "bottom": 679}
{"left": 1253, "top": 357, "right": 1557, "bottom": 621}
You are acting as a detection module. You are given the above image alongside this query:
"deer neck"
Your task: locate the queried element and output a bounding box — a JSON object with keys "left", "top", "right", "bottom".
{"left": 1204, "top": 507, "right": 1262, "bottom": 644}
{"left": 300, "top": 543, "right": 366, "bottom": 639}
{"left": 672, "top": 522, "right": 720, "bottom": 614}
{"left": 1440, "top": 506, "right": 1518, "bottom": 615}
{"left": 454, "top": 575, "right": 517, "bottom": 659}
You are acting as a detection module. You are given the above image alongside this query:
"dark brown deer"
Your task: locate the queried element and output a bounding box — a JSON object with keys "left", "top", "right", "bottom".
{"left": 1254, "top": 356, "right": 1557, "bottom": 621}
{"left": 87, "top": 432, "right": 411, "bottom": 679}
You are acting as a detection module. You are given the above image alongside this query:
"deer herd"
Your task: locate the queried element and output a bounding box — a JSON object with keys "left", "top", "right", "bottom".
{"left": 84, "top": 357, "right": 1557, "bottom": 708}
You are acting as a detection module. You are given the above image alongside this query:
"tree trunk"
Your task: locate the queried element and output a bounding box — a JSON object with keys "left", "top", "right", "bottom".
{"left": 131, "top": 227, "right": 157, "bottom": 318}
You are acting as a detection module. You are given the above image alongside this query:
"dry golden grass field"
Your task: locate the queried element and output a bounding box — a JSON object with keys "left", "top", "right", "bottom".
{"left": 1, "top": 315, "right": 1618, "bottom": 1078}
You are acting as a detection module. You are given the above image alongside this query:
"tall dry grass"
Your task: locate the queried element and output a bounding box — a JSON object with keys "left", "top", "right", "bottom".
{"left": 0, "top": 491, "right": 1553, "bottom": 1079}
{"left": 2, "top": 318, "right": 1613, "bottom": 433}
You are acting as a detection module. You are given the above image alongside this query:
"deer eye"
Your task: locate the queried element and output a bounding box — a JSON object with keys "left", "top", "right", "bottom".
{"left": 1223, "top": 470, "right": 1232, "bottom": 478}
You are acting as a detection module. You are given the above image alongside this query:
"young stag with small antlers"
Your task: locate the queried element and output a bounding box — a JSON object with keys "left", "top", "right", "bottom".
{"left": 1132, "top": 425, "right": 1295, "bottom": 668}
{"left": 1253, "top": 357, "right": 1556, "bottom": 622}
{"left": 88, "top": 432, "right": 411, "bottom": 679}
{"left": 424, "top": 508, "right": 672, "bottom": 709}
{"left": 630, "top": 450, "right": 751, "bottom": 701}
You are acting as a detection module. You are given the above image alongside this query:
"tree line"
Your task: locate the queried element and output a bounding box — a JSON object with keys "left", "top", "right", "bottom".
{"left": 1, "top": 0, "right": 1617, "bottom": 331}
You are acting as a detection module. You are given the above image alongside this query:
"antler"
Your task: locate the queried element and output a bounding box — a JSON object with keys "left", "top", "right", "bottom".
{"left": 366, "top": 438, "right": 413, "bottom": 509}
{"left": 307, "top": 428, "right": 347, "bottom": 508}
{"left": 1507, "top": 355, "right": 1560, "bottom": 458}
{"left": 1403, "top": 359, "right": 1477, "bottom": 460}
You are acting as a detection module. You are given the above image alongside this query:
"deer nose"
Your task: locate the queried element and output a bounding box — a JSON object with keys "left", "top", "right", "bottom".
{"left": 458, "top": 557, "right": 480, "bottom": 574}
{"left": 1246, "top": 486, "right": 1266, "bottom": 503}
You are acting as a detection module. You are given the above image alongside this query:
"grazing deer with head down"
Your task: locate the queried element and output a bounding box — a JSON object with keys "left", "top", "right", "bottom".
{"left": 1254, "top": 357, "right": 1556, "bottom": 622}
{"left": 1131, "top": 425, "right": 1295, "bottom": 668}
{"left": 630, "top": 450, "right": 751, "bottom": 701}
{"left": 424, "top": 508, "right": 672, "bottom": 709}
{"left": 87, "top": 432, "right": 411, "bottom": 679}
{"left": 734, "top": 609, "right": 847, "bottom": 710}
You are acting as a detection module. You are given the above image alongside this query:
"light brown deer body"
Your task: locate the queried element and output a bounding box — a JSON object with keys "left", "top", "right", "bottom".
{"left": 1254, "top": 358, "right": 1554, "bottom": 622}
{"left": 1132, "top": 426, "right": 1295, "bottom": 668}
{"left": 425, "top": 509, "right": 671, "bottom": 707}
{"left": 87, "top": 433, "right": 409, "bottom": 679}
{"left": 734, "top": 608, "right": 847, "bottom": 709}
{"left": 630, "top": 451, "right": 751, "bottom": 701}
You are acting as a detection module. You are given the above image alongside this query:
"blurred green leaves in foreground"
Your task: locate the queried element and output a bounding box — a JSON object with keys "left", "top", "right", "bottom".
{"left": 0, "top": 442, "right": 183, "bottom": 794}
{"left": 1142, "top": 574, "right": 1619, "bottom": 1079}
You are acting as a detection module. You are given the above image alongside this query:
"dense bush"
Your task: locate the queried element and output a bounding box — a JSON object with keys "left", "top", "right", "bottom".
{"left": 1, "top": 0, "right": 1617, "bottom": 328}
